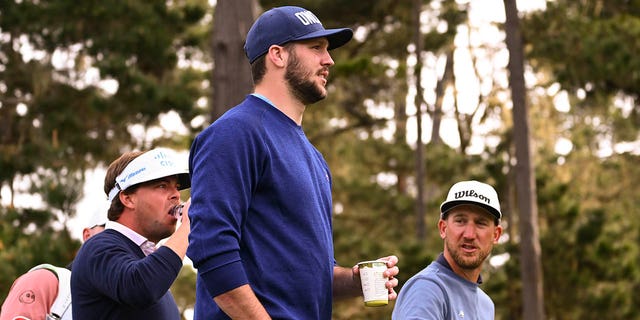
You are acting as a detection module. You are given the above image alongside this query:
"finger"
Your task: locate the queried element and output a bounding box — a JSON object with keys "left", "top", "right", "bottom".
{"left": 352, "top": 264, "right": 360, "bottom": 276}
{"left": 380, "top": 255, "right": 399, "bottom": 267}
{"left": 386, "top": 276, "right": 399, "bottom": 288}
{"left": 388, "top": 289, "right": 398, "bottom": 301}
{"left": 384, "top": 266, "right": 399, "bottom": 278}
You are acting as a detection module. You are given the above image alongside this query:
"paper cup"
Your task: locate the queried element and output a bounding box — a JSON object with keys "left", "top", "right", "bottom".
{"left": 358, "top": 260, "right": 389, "bottom": 307}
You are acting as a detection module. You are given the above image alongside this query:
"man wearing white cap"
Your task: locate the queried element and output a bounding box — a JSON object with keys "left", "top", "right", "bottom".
{"left": 188, "top": 5, "right": 399, "bottom": 320}
{"left": 70, "top": 148, "right": 190, "bottom": 320}
{"left": 0, "top": 206, "right": 107, "bottom": 320}
{"left": 392, "top": 180, "right": 504, "bottom": 320}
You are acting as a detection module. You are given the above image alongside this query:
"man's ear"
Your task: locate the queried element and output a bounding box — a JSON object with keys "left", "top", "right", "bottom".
{"left": 438, "top": 219, "right": 447, "bottom": 239}
{"left": 493, "top": 225, "right": 503, "bottom": 244}
{"left": 266, "top": 45, "right": 287, "bottom": 68}
{"left": 119, "top": 191, "right": 135, "bottom": 209}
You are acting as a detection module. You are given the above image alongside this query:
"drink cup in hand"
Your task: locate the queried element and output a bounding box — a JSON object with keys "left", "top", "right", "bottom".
{"left": 358, "top": 260, "right": 389, "bottom": 307}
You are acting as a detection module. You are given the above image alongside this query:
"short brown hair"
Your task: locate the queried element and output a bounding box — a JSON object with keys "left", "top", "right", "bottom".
{"left": 104, "top": 150, "right": 145, "bottom": 221}
{"left": 250, "top": 43, "right": 295, "bottom": 84}
{"left": 250, "top": 54, "right": 267, "bottom": 84}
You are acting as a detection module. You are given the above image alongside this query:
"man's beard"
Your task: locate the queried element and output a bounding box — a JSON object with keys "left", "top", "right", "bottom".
{"left": 284, "top": 51, "right": 327, "bottom": 105}
{"left": 445, "top": 239, "right": 491, "bottom": 270}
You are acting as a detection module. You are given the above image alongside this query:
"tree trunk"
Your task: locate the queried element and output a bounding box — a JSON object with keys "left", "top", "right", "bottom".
{"left": 412, "top": 0, "right": 426, "bottom": 241}
{"left": 211, "top": 0, "right": 257, "bottom": 121}
{"left": 503, "top": 0, "right": 546, "bottom": 319}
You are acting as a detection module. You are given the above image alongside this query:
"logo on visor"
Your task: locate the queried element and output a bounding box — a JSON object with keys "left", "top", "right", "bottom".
{"left": 119, "top": 167, "right": 146, "bottom": 185}
{"left": 155, "top": 151, "right": 176, "bottom": 167}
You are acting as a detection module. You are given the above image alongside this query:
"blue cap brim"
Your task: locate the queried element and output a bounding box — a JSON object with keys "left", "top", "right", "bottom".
{"left": 247, "top": 28, "right": 353, "bottom": 63}
{"left": 292, "top": 27, "right": 353, "bottom": 50}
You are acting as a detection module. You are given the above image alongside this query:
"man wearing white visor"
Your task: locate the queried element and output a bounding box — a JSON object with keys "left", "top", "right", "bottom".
{"left": 393, "top": 180, "right": 504, "bottom": 320}
{"left": 71, "top": 148, "right": 191, "bottom": 320}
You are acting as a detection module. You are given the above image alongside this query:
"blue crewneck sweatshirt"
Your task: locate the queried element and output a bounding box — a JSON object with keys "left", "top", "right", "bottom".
{"left": 188, "top": 95, "right": 335, "bottom": 319}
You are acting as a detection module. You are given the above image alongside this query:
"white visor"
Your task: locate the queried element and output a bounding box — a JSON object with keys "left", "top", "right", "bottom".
{"left": 107, "top": 148, "right": 190, "bottom": 202}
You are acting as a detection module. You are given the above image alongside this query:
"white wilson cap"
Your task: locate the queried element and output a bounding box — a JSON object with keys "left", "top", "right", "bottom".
{"left": 107, "top": 148, "right": 190, "bottom": 202}
{"left": 440, "top": 180, "right": 501, "bottom": 221}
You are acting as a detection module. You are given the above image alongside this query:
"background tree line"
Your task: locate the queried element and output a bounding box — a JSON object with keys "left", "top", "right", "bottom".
{"left": 1, "top": 0, "right": 639, "bottom": 319}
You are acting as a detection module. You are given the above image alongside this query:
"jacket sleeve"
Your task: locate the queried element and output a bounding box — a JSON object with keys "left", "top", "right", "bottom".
{"left": 83, "top": 237, "right": 182, "bottom": 308}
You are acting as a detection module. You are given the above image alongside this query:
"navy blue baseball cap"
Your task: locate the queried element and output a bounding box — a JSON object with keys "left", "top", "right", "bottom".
{"left": 244, "top": 6, "right": 353, "bottom": 63}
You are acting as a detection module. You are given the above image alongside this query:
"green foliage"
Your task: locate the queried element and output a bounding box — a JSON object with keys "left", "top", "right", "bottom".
{"left": 539, "top": 156, "right": 640, "bottom": 319}
{"left": 2, "top": 0, "right": 640, "bottom": 318}
{"left": 523, "top": 1, "right": 640, "bottom": 107}
{"left": 0, "top": 206, "right": 81, "bottom": 300}
{"left": 518, "top": 3, "right": 640, "bottom": 315}
{"left": 0, "top": 0, "right": 209, "bottom": 305}
{"left": 0, "top": 0, "right": 210, "bottom": 182}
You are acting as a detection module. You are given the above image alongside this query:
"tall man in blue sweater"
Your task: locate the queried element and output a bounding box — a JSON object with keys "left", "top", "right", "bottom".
{"left": 188, "top": 6, "right": 399, "bottom": 319}
{"left": 392, "top": 180, "right": 504, "bottom": 319}
{"left": 71, "top": 148, "right": 191, "bottom": 319}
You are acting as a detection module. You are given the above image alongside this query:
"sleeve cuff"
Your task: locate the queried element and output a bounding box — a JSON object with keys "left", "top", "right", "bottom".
{"left": 200, "top": 260, "right": 249, "bottom": 297}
